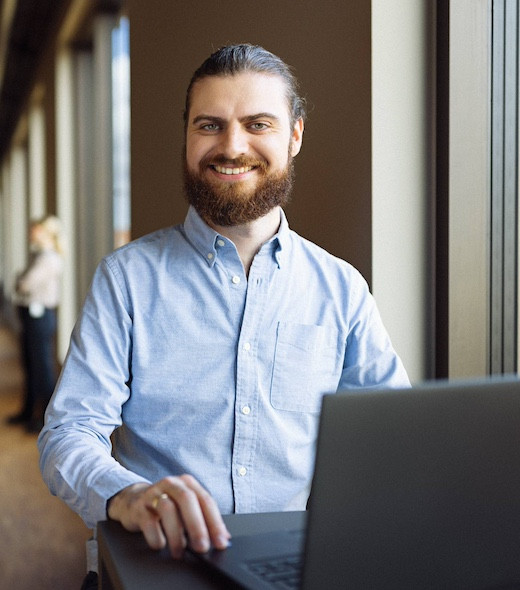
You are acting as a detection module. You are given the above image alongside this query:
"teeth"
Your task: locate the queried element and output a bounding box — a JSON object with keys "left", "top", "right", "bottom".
{"left": 214, "top": 165, "right": 253, "bottom": 175}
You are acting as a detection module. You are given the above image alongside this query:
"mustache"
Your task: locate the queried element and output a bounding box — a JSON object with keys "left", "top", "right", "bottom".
{"left": 200, "top": 154, "right": 268, "bottom": 171}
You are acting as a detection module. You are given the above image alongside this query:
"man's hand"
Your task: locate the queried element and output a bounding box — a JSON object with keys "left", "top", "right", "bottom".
{"left": 107, "top": 475, "right": 231, "bottom": 559}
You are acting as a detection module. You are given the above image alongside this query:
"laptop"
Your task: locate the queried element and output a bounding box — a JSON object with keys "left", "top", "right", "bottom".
{"left": 192, "top": 376, "right": 520, "bottom": 589}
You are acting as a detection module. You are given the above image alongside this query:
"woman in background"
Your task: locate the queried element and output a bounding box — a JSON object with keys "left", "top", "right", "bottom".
{"left": 8, "top": 215, "right": 64, "bottom": 433}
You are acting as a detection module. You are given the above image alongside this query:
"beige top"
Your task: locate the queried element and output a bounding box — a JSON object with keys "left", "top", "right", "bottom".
{"left": 16, "top": 248, "right": 63, "bottom": 309}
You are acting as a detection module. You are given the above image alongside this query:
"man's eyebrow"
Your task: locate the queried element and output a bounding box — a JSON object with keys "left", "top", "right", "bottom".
{"left": 240, "top": 112, "right": 280, "bottom": 123}
{"left": 191, "top": 112, "right": 281, "bottom": 125}
{"left": 191, "top": 114, "right": 225, "bottom": 125}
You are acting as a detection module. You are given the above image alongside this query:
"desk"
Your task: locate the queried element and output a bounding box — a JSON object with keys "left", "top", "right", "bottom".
{"left": 98, "top": 511, "right": 306, "bottom": 589}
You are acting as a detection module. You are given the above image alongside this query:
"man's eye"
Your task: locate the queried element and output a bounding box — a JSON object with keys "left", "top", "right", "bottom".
{"left": 201, "top": 123, "right": 219, "bottom": 131}
{"left": 250, "top": 122, "right": 268, "bottom": 131}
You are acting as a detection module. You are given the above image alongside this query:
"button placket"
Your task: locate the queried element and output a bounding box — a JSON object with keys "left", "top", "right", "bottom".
{"left": 231, "top": 255, "right": 272, "bottom": 512}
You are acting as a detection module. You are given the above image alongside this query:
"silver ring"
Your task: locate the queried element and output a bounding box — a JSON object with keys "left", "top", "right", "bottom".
{"left": 151, "top": 492, "right": 169, "bottom": 511}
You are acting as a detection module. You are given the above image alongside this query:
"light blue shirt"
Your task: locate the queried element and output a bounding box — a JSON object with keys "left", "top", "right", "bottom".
{"left": 38, "top": 206, "right": 409, "bottom": 529}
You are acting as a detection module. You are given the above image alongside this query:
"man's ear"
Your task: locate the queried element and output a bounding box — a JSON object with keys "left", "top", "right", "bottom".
{"left": 290, "top": 118, "right": 304, "bottom": 157}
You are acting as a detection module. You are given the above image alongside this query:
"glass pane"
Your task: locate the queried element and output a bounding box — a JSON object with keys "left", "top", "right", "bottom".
{"left": 112, "top": 16, "right": 131, "bottom": 248}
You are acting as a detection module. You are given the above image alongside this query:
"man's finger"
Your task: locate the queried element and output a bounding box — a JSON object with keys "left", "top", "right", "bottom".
{"left": 159, "top": 476, "right": 211, "bottom": 552}
{"left": 149, "top": 493, "right": 187, "bottom": 558}
{"left": 177, "top": 474, "right": 231, "bottom": 550}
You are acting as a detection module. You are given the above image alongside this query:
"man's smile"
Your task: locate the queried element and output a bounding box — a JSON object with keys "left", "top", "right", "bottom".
{"left": 212, "top": 164, "right": 255, "bottom": 175}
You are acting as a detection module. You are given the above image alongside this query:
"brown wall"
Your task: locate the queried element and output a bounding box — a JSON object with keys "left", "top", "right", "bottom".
{"left": 128, "top": 0, "right": 373, "bottom": 282}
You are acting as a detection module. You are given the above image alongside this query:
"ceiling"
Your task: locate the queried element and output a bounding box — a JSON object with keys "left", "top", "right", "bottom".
{"left": 0, "top": 0, "right": 121, "bottom": 162}
{"left": 0, "top": 0, "right": 66, "bottom": 161}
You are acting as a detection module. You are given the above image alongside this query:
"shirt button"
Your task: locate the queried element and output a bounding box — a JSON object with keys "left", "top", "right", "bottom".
{"left": 238, "top": 467, "right": 247, "bottom": 476}
{"left": 217, "top": 239, "right": 225, "bottom": 247}
{"left": 242, "top": 405, "right": 251, "bottom": 415}
{"left": 207, "top": 252, "right": 214, "bottom": 260}
{"left": 243, "top": 342, "right": 251, "bottom": 351}
{"left": 232, "top": 275, "right": 241, "bottom": 285}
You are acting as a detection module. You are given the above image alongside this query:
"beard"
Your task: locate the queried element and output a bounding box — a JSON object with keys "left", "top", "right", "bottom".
{"left": 183, "top": 153, "right": 294, "bottom": 227}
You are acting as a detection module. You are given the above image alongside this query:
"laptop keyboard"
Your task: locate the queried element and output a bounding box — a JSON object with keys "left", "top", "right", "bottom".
{"left": 245, "top": 554, "right": 303, "bottom": 589}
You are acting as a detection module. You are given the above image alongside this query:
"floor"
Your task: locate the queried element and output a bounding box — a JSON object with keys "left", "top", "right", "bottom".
{"left": 0, "top": 324, "right": 91, "bottom": 590}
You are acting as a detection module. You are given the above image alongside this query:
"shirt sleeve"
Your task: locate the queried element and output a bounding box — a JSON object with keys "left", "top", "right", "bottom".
{"left": 338, "top": 274, "right": 410, "bottom": 390}
{"left": 37, "top": 257, "right": 150, "bottom": 529}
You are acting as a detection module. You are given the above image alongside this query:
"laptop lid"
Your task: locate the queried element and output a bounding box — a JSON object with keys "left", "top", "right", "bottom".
{"left": 193, "top": 376, "right": 520, "bottom": 589}
{"left": 303, "top": 375, "right": 520, "bottom": 589}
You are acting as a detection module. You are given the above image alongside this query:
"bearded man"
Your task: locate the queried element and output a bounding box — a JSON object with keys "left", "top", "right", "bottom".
{"left": 38, "top": 44, "right": 409, "bottom": 589}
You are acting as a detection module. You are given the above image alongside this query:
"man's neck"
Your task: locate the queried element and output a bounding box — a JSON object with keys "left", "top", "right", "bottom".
{"left": 209, "top": 207, "right": 281, "bottom": 276}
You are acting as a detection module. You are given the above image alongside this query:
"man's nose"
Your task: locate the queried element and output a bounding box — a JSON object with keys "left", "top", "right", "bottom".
{"left": 219, "top": 125, "right": 248, "bottom": 159}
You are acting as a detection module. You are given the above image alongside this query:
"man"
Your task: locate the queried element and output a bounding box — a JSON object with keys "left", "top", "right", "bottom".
{"left": 38, "top": 44, "right": 409, "bottom": 585}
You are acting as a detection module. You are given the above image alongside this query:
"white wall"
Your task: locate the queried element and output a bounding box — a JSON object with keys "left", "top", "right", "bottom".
{"left": 372, "top": 0, "right": 430, "bottom": 383}
{"left": 55, "top": 49, "right": 78, "bottom": 361}
{"left": 448, "top": 0, "right": 489, "bottom": 377}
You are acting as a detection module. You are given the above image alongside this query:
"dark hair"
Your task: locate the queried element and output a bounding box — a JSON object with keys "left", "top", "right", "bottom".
{"left": 184, "top": 44, "right": 306, "bottom": 128}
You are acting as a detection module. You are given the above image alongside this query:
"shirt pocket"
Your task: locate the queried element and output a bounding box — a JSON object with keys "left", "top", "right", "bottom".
{"left": 270, "top": 322, "right": 343, "bottom": 413}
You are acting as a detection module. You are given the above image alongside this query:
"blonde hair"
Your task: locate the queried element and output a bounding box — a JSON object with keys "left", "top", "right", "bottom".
{"left": 33, "top": 215, "right": 66, "bottom": 256}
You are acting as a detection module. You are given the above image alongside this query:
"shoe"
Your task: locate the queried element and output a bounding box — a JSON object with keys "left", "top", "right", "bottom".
{"left": 6, "top": 412, "right": 31, "bottom": 425}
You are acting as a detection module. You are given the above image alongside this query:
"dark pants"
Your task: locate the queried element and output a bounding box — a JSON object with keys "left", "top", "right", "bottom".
{"left": 17, "top": 305, "right": 57, "bottom": 423}
{"left": 81, "top": 572, "right": 98, "bottom": 590}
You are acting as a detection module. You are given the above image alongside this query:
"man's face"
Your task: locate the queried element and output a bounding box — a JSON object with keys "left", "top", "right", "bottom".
{"left": 184, "top": 71, "right": 303, "bottom": 226}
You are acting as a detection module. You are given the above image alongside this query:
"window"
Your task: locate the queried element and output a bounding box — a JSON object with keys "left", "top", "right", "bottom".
{"left": 112, "top": 16, "right": 131, "bottom": 248}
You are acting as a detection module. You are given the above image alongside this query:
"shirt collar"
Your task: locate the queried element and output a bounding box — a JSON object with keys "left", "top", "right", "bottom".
{"left": 183, "top": 206, "right": 221, "bottom": 267}
{"left": 183, "top": 205, "right": 291, "bottom": 268}
{"left": 269, "top": 208, "right": 290, "bottom": 269}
